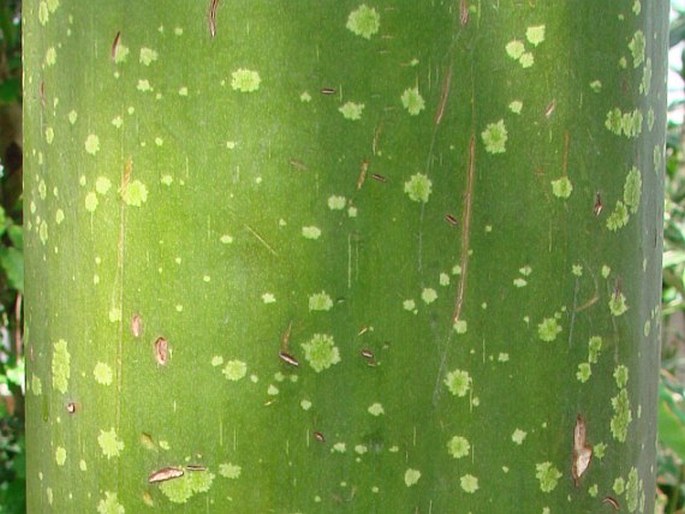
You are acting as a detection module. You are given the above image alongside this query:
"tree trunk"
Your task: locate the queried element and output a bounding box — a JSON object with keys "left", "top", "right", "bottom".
{"left": 24, "top": 2, "right": 667, "bottom": 512}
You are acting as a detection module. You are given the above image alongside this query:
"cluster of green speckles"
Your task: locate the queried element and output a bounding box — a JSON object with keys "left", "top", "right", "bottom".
{"left": 231, "top": 69, "right": 261, "bottom": 92}
{"left": 31, "top": 375, "right": 42, "bottom": 395}
{"left": 606, "top": 201, "right": 629, "bottom": 231}
{"left": 481, "top": 120, "right": 507, "bottom": 154}
{"left": 535, "top": 462, "right": 562, "bottom": 492}
{"left": 301, "top": 334, "right": 340, "bottom": 372}
{"left": 512, "top": 428, "right": 527, "bottom": 445}
{"left": 404, "top": 468, "right": 421, "bottom": 487}
{"left": 625, "top": 467, "right": 639, "bottom": 512}
{"left": 339, "top": 101, "right": 364, "bottom": 120}
{"left": 588, "top": 336, "right": 602, "bottom": 363}
{"left": 97, "top": 491, "right": 124, "bottom": 514}
{"left": 404, "top": 173, "right": 432, "bottom": 203}
{"left": 551, "top": 177, "right": 573, "bottom": 199}
{"left": 38, "top": 0, "right": 59, "bottom": 27}
{"left": 122, "top": 180, "right": 148, "bottom": 206}
{"left": 55, "top": 446, "right": 66, "bottom": 466}
{"left": 93, "top": 362, "right": 113, "bottom": 385}
{"left": 219, "top": 463, "right": 241, "bottom": 479}
{"left": 628, "top": 30, "right": 645, "bottom": 68}
{"left": 346, "top": 4, "right": 380, "bottom": 39}
{"left": 139, "top": 47, "right": 158, "bottom": 66}
{"left": 610, "top": 388, "right": 632, "bottom": 442}
{"left": 159, "top": 469, "right": 215, "bottom": 504}
{"left": 537, "top": 317, "right": 561, "bottom": 342}
{"left": 444, "top": 369, "right": 471, "bottom": 397}
{"left": 614, "top": 365, "right": 629, "bottom": 388}
{"left": 623, "top": 167, "right": 642, "bottom": 214}
{"left": 51, "top": 339, "right": 70, "bottom": 393}
{"left": 401, "top": 87, "right": 425, "bottom": 115}
{"left": 640, "top": 58, "right": 652, "bottom": 95}
{"left": 98, "top": 428, "right": 124, "bottom": 459}
{"left": 447, "top": 435, "right": 470, "bottom": 459}
{"left": 309, "top": 291, "right": 333, "bottom": 311}
{"left": 302, "top": 226, "right": 322, "bottom": 240}
{"left": 605, "top": 108, "right": 643, "bottom": 138}
{"left": 460, "top": 474, "right": 479, "bottom": 494}
{"left": 85, "top": 191, "right": 98, "bottom": 212}
{"left": 85, "top": 134, "right": 100, "bottom": 155}
{"left": 222, "top": 360, "right": 247, "bottom": 381}
{"left": 576, "top": 363, "right": 592, "bottom": 383}
{"left": 609, "top": 291, "right": 628, "bottom": 316}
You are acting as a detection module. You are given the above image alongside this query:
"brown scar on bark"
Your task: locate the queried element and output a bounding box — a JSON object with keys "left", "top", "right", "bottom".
{"left": 571, "top": 414, "right": 592, "bottom": 486}
{"left": 593, "top": 192, "right": 603, "bottom": 216}
{"left": 111, "top": 31, "right": 121, "bottom": 61}
{"left": 372, "top": 122, "right": 383, "bottom": 155}
{"left": 289, "top": 158, "right": 307, "bottom": 171}
{"left": 356, "top": 160, "right": 369, "bottom": 190}
{"left": 148, "top": 466, "right": 184, "bottom": 484}
{"left": 459, "top": 0, "right": 469, "bottom": 25}
{"left": 602, "top": 496, "right": 620, "bottom": 510}
{"left": 131, "top": 314, "right": 142, "bottom": 338}
{"left": 208, "top": 0, "right": 219, "bottom": 38}
{"left": 545, "top": 99, "right": 557, "bottom": 118}
{"left": 154, "top": 337, "right": 169, "bottom": 366}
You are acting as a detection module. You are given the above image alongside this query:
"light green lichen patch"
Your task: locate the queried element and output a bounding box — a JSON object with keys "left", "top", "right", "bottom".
{"left": 94, "top": 362, "right": 113, "bottom": 385}
{"left": 588, "top": 484, "right": 599, "bottom": 497}
{"left": 38, "top": 1, "right": 49, "bottom": 25}
{"left": 535, "top": 462, "right": 562, "bottom": 492}
{"left": 508, "top": 100, "right": 523, "bottom": 114}
{"left": 421, "top": 288, "right": 437, "bottom": 304}
{"left": 571, "top": 264, "right": 583, "bottom": 277}
{"left": 39, "top": 220, "right": 48, "bottom": 245}
{"left": 51, "top": 339, "right": 70, "bottom": 393}
{"left": 55, "top": 446, "right": 66, "bottom": 466}
{"left": 537, "top": 317, "right": 561, "bottom": 342}
{"left": 439, "top": 273, "right": 450, "bottom": 286}
{"left": 404, "top": 173, "right": 432, "bottom": 203}
{"left": 613, "top": 365, "right": 629, "bottom": 388}
{"left": 519, "top": 52, "right": 534, "bottom": 68}
{"left": 640, "top": 58, "right": 652, "bottom": 95}
{"left": 628, "top": 30, "right": 645, "bottom": 68}
{"left": 219, "top": 463, "right": 241, "bottom": 479}
{"left": 309, "top": 291, "right": 333, "bottom": 311}
{"left": 512, "top": 428, "right": 527, "bottom": 445}
{"left": 403, "top": 299, "right": 417, "bottom": 312}
{"left": 648, "top": 108, "right": 655, "bottom": 131}
{"left": 211, "top": 356, "right": 223, "bottom": 367}
{"left": 613, "top": 476, "right": 626, "bottom": 495}
{"left": 605, "top": 108, "right": 643, "bottom": 138}
{"left": 481, "top": 119, "right": 507, "bottom": 154}
{"left": 302, "top": 226, "right": 322, "bottom": 239}
{"left": 139, "top": 47, "right": 158, "bottom": 66}
{"left": 44, "top": 126, "right": 55, "bottom": 146}
{"left": 267, "top": 384, "right": 279, "bottom": 396}
{"left": 460, "top": 474, "right": 479, "bottom": 493}
{"left": 159, "top": 469, "right": 215, "bottom": 504}
{"left": 300, "top": 91, "right": 311, "bottom": 102}
{"left": 346, "top": 4, "right": 380, "bottom": 39}
{"left": 609, "top": 292, "right": 628, "bottom": 316}
{"left": 444, "top": 369, "right": 471, "bottom": 397}
{"left": 526, "top": 25, "right": 545, "bottom": 46}
{"left": 447, "top": 435, "right": 470, "bottom": 459}
{"left": 300, "top": 399, "right": 312, "bottom": 410}
{"left": 222, "top": 360, "right": 247, "bottom": 381}
{"left": 261, "top": 293, "right": 276, "bottom": 304}
{"left": 401, "top": 87, "right": 425, "bottom": 115}
{"left": 610, "top": 389, "right": 632, "bottom": 442}
{"left": 85, "top": 134, "right": 100, "bottom": 155}
{"left": 137, "top": 79, "right": 152, "bottom": 92}
{"left": 301, "top": 334, "right": 340, "bottom": 372}
{"left": 85, "top": 192, "right": 98, "bottom": 212}
{"left": 453, "top": 319, "right": 468, "bottom": 334}
{"left": 108, "top": 308, "right": 122, "bottom": 322}
{"left": 576, "top": 363, "right": 592, "bottom": 383}
{"left": 404, "top": 468, "right": 421, "bottom": 487}
{"left": 98, "top": 428, "right": 124, "bottom": 459}
{"left": 122, "top": 180, "right": 148, "bottom": 206}
{"left": 551, "top": 177, "right": 573, "bottom": 198}
{"left": 31, "top": 375, "right": 42, "bottom": 395}
{"left": 97, "top": 491, "right": 124, "bottom": 514}
{"left": 327, "top": 195, "right": 346, "bottom": 210}
{"left": 623, "top": 167, "right": 642, "bottom": 214}
{"left": 231, "top": 69, "right": 261, "bottom": 92}
{"left": 113, "top": 43, "right": 129, "bottom": 64}
{"left": 606, "top": 201, "right": 629, "bottom": 231}
{"left": 96, "top": 177, "right": 112, "bottom": 195}
{"left": 588, "top": 336, "right": 602, "bottom": 363}
{"left": 219, "top": 234, "right": 233, "bottom": 244}
{"left": 626, "top": 467, "right": 638, "bottom": 512}
{"left": 590, "top": 80, "right": 602, "bottom": 92}
{"left": 368, "top": 402, "right": 384, "bottom": 416}
{"left": 505, "top": 40, "right": 525, "bottom": 60}
{"left": 338, "top": 101, "right": 364, "bottom": 120}
{"left": 594, "top": 442, "right": 607, "bottom": 459}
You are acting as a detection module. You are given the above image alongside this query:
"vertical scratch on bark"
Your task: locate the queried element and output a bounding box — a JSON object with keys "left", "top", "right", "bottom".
{"left": 244, "top": 224, "right": 278, "bottom": 256}
{"left": 434, "top": 62, "right": 453, "bottom": 126}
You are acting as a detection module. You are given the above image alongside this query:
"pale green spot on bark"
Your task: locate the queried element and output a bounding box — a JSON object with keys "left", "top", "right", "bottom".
{"left": 589, "top": 80, "right": 602, "bottom": 92}
{"left": 39, "top": 220, "right": 48, "bottom": 245}
{"left": 136, "top": 79, "right": 152, "bottom": 92}
{"left": 96, "top": 177, "right": 112, "bottom": 195}
{"left": 537, "top": 317, "right": 561, "bottom": 342}
{"left": 38, "top": 1, "right": 49, "bottom": 26}
{"left": 594, "top": 442, "right": 607, "bottom": 459}
{"left": 403, "top": 299, "right": 417, "bottom": 313}
{"left": 626, "top": 467, "right": 639, "bottom": 512}
{"left": 55, "top": 446, "right": 66, "bottom": 466}
{"left": 444, "top": 369, "right": 471, "bottom": 397}
{"left": 93, "top": 362, "right": 113, "bottom": 385}
{"left": 588, "top": 336, "right": 602, "bottom": 363}
{"left": 551, "top": 177, "right": 573, "bottom": 198}
{"left": 112, "top": 116, "right": 123, "bottom": 128}
{"left": 348, "top": 206, "right": 358, "bottom": 217}
{"left": 300, "top": 91, "right": 312, "bottom": 102}
{"left": 421, "top": 288, "right": 437, "bottom": 304}
{"left": 640, "top": 58, "right": 652, "bottom": 95}
{"left": 79, "top": 459, "right": 87, "bottom": 471}
{"left": 211, "top": 356, "right": 223, "bottom": 367}
{"left": 404, "top": 173, "right": 432, "bottom": 203}
{"left": 51, "top": 339, "right": 70, "bottom": 393}
{"left": 309, "top": 291, "right": 333, "bottom": 311}
{"left": 331, "top": 442, "right": 346, "bottom": 453}
{"left": 571, "top": 264, "right": 583, "bottom": 276}
{"left": 609, "top": 292, "right": 628, "bottom": 316}
{"left": 219, "top": 463, "right": 241, "bottom": 479}
{"left": 139, "top": 47, "right": 158, "bottom": 66}
{"left": 31, "top": 375, "right": 42, "bottom": 395}
{"left": 122, "top": 179, "right": 148, "bottom": 206}
{"left": 302, "top": 226, "right": 322, "bottom": 239}
{"left": 481, "top": 119, "right": 507, "bottom": 154}
{"left": 45, "top": 47, "right": 56, "bottom": 66}
{"left": 222, "top": 360, "right": 247, "bottom": 381}
{"left": 535, "top": 462, "right": 562, "bottom": 492}
{"left": 159, "top": 469, "right": 215, "bottom": 504}
{"left": 610, "top": 389, "right": 632, "bottom": 442}
{"left": 508, "top": 100, "right": 523, "bottom": 114}
{"left": 401, "top": 87, "right": 425, "bottom": 115}
{"left": 606, "top": 201, "right": 629, "bottom": 231}
{"left": 628, "top": 30, "right": 645, "bottom": 68}
{"left": 623, "top": 166, "right": 642, "bottom": 214}
{"left": 231, "top": 69, "right": 261, "bottom": 92}
{"left": 85, "top": 192, "right": 98, "bottom": 212}
{"left": 300, "top": 399, "right": 312, "bottom": 411}
{"left": 219, "top": 234, "right": 234, "bottom": 244}
{"left": 588, "top": 484, "right": 599, "bottom": 497}
{"left": 447, "top": 435, "right": 470, "bottom": 459}
{"left": 38, "top": 180, "right": 47, "bottom": 199}
{"left": 98, "top": 428, "right": 124, "bottom": 459}
{"left": 453, "top": 319, "right": 468, "bottom": 334}
{"left": 643, "top": 320, "right": 651, "bottom": 337}
{"left": 601, "top": 265, "right": 611, "bottom": 278}
{"left": 161, "top": 174, "right": 173, "bottom": 186}
{"left": 267, "top": 384, "right": 279, "bottom": 396}
{"left": 576, "top": 363, "right": 592, "bottom": 383}
{"left": 113, "top": 44, "right": 129, "bottom": 64}
{"left": 302, "top": 334, "right": 340, "bottom": 372}
{"left": 85, "top": 134, "right": 100, "bottom": 155}
{"left": 498, "top": 352, "right": 509, "bottom": 362}
{"left": 346, "top": 4, "right": 380, "bottom": 39}
{"left": 404, "top": 468, "right": 421, "bottom": 487}
{"left": 108, "top": 307, "right": 122, "bottom": 322}
{"left": 512, "top": 428, "right": 527, "bottom": 445}
{"left": 327, "top": 195, "right": 346, "bottom": 210}
{"left": 613, "top": 364, "right": 629, "bottom": 388}
{"left": 460, "top": 474, "right": 479, "bottom": 493}
{"left": 338, "top": 101, "right": 364, "bottom": 120}
{"left": 261, "top": 292, "right": 276, "bottom": 304}
{"left": 613, "top": 476, "right": 626, "bottom": 495}
{"left": 355, "top": 444, "right": 368, "bottom": 455}
{"left": 519, "top": 52, "right": 534, "bottom": 68}
{"left": 178, "top": 86, "right": 188, "bottom": 96}
{"left": 439, "top": 273, "right": 450, "bottom": 286}
{"left": 505, "top": 40, "right": 525, "bottom": 60}
{"left": 526, "top": 25, "right": 545, "bottom": 46}
{"left": 368, "top": 402, "right": 384, "bottom": 416}
{"left": 97, "top": 492, "right": 124, "bottom": 514}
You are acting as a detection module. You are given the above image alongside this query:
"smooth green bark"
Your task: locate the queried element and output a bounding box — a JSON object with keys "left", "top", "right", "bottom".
{"left": 25, "top": 1, "right": 667, "bottom": 512}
